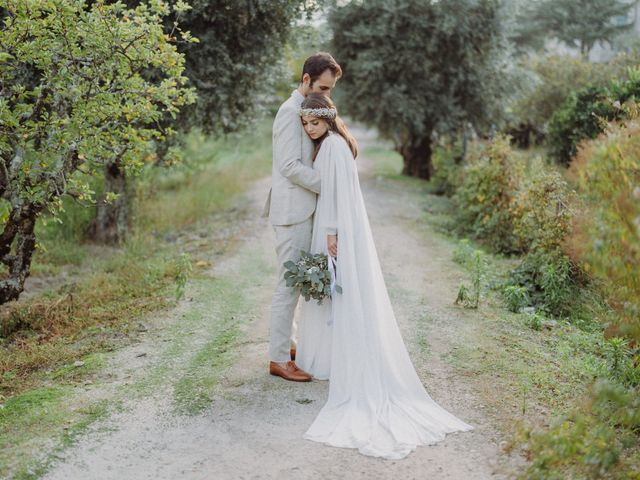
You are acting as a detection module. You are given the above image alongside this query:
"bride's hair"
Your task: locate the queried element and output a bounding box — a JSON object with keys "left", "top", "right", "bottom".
{"left": 301, "top": 93, "right": 358, "bottom": 160}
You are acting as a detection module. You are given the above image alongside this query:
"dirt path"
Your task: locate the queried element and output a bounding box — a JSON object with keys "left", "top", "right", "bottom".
{"left": 41, "top": 130, "right": 517, "bottom": 479}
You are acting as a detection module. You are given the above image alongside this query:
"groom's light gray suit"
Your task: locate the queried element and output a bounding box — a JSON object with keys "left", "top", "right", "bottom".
{"left": 263, "top": 89, "right": 321, "bottom": 363}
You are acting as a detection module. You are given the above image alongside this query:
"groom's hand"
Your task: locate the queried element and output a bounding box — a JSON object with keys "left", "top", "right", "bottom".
{"left": 327, "top": 234, "right": 338, "bottom": 258}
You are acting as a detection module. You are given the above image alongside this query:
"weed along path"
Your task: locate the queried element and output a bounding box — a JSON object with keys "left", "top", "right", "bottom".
{"left": 41, "top": 129, "right": 519, "bottom": 480}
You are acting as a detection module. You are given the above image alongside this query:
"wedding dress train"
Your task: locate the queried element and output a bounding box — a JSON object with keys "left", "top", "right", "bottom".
{"left": 297, "top": 132, "right": 473, "bottom": 460}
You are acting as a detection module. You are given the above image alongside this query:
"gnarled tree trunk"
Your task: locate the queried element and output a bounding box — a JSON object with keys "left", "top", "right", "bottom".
{"left": 0, "top": 205, "right": 38, "bottom": 304}
{"left": 398, "top": 132, "right": 434, "bottom": 180}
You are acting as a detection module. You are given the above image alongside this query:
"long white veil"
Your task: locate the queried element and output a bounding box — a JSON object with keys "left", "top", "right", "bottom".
{"left": 302, "top": 133, "right": 473, "bottom": 459}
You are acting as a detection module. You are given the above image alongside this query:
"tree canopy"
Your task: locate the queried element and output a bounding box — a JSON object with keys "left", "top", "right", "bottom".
{"left": 514, "top": 0, "right": 636, "bottom": 57}
{"left": 329, "top": 0, "right": 505, "bottom": 179}
{"left": 0, "top": 0, "right": 195, "bottom": 302}
{"left": 155, "top": 0, "right": 322, "bottom": 133}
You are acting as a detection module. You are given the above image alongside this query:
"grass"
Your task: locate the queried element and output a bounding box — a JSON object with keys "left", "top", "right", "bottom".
{"left": 0, "top": 119, "right": 273, "bottom": 478}
{"left": 170, "top": 246, "right": 271, "bottom": 415}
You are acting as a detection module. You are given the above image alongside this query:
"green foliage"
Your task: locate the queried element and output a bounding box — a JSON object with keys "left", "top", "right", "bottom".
{"left": 284, "top": 251, "right": 339, "bottom": 304}
{"left": 509, "top": 164, "right": 577, "bottom": 317}
{"left": 452, "top": 136, "right": 578, "bottom": 317}
{"left": 455, "top": 249, "right": 485, "bottom": 309}
{"left": 140, "top": 0, "right": 321, "bottom": 133}
{"left": 329, "top": 0, "right": 506, "bottom": 177}
{"left": 453, "top": 135, "right": 522, "bottom": 254}
{"left": 1, "top": 0, "right": 195, "bottom": 198}
{"left": 430, "top": 143, "right": 465, "bottom": 196}
{"left": 521, "top": 380, "right": 640, "bottom": 480}
{"left": 0, "top": 0, "right": 195, "bottom": 302}
{"left": 504, "top": 284, "right": 530, "bottom": 313}
{"left": 510, "top": 53, "right": 640, "bottom": 131}
{"left": 548, "top": 71, "right": 640, "bottom": 165}
{"left": 523, "top": 312, "right": 544, "bottom": 331}
{"left": 568, "top": 112, "right": 640, "bottom": 341}
{"left": 512, "top": 163, "right": 573, "bottom": 257}
{"left": 513, "top": 0, "right": 635, "bottom": 57}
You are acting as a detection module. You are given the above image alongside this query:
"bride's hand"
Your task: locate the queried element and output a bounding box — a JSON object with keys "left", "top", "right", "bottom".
{"left": 327, "top": 234, "right": 338, "bottom": 258}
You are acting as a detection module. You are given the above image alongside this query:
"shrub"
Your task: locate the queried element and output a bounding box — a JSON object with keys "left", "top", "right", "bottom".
{"left": 509, "top": 52, "right": 640, "bottom": 135}
{"left": 520, "top": 380, "right": 640, "bottom": 479}
{"left": 547, "top": 69, "right": 640, "bottom": 166}
{"left": 455, "top": 249, "right": 486, "bottom": 309}
{"left": 511, "top": 162, "right": 574, "bottom": 255}
{"left": 504, "top": 284, "right": 530, "bottom": 313}
{"left": 507, "top": 160, "right": 578, "bottom": 317}
{"left": 568, "top": 112, "right": 640, "bottom": 341}
{"left": 453, "top": 135, "right": 523, "bottom": 254}
{"left": 523, "top": 312, "right": 544, "bottom": 331}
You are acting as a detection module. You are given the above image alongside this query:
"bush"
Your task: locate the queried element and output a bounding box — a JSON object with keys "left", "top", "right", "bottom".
{"left": 452, "top": 136, "right": 579, "bottom": 317}
{"left": 453, "top": 135, "right": 523, "bottom": 254}
{"left": 547, "top": 86, "right": 617, "bottom": 166}
{"left": 547, "top": 70, "right": 640, "bottom": 166}
{"left": 509, "top": 52, "right": 640, "bottom": 135}
{"left": 509, "top": 165, "right": 578, "bottom": 317}
{"left": 520, "top": 380, "right": 640, "bottom": 480}
{"left": 568, "top": 112, "right": 640, "bottom": 341}
{"left": 504, "top": 284, "right": 530, "bottom": 313}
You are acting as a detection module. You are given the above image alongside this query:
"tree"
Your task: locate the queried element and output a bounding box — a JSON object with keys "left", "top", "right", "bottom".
{"left": 329, "top": 0, "right": 505, "bottom": 179}
{"left": 90, "top": 0, "right": 320, "bottom": 244}
{"left": 0, "top": 0, "right": 195, "bottom": 303}
{"left": 514, "top": 0, "right": 636, "bottom": 58}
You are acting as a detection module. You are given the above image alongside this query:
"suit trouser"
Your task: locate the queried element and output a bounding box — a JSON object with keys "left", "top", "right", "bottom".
{"left": 269, "top": 216, "right": 313, "bottom": 363}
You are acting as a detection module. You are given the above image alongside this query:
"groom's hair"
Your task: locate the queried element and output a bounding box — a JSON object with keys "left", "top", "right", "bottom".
{"left": 301, "top": 52, "right": 342, "bottom": 86}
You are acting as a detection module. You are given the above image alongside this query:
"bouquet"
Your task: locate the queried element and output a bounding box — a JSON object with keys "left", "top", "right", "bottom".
{"left": 284, "top": 250, "right": 342, "bottom": 305}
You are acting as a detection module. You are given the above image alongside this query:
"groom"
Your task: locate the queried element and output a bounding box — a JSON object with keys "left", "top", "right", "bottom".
{"left": 262, "top": 52, "right": 342, "bottom": 382}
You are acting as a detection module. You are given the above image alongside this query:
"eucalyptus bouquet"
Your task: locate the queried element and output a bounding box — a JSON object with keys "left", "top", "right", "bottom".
{"left": 284, "top": 251, "right": 342, "bottom": 305}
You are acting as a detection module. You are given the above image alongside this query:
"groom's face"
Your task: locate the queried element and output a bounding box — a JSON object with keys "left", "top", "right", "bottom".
{"left": 302, "top": 69, "right": 338, "bottom": 97}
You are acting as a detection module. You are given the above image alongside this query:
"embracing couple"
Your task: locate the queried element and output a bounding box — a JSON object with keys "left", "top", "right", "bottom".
{"left": 262, "top": 52, "right": 473, "bottom": 460}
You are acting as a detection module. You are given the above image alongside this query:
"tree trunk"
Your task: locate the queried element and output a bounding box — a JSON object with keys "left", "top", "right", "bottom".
{"left": 90, "top": 159, "right": 130, "bottom": 245}
{"left": 399, "top": 133, "right": 433, "bottom": 180}
{"left": 0, "top": 205, "right": 38, "bottom": 304}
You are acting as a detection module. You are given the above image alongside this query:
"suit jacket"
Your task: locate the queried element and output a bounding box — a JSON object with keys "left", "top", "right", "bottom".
{"left": 262, "top": 89, "right": 321, "bottom": 225}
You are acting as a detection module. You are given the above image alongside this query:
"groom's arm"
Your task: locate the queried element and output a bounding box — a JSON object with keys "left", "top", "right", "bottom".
{"left": 274, "top": 109, "right": 321, "bottom": 194}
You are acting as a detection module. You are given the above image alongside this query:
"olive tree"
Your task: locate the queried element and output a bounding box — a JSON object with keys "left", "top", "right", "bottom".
{"left": 0, "top": 0, "right": 195, "bottom": 303}
{"left": 91, "top": 0, "right": 321, "bottom": 244}
{"left": 329, "top": 0, "right": 505, "bottom": 179}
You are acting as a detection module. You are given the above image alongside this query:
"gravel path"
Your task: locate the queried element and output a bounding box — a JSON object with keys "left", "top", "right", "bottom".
{"left": 42, "top": 129, "right": 518, "bottom": 480}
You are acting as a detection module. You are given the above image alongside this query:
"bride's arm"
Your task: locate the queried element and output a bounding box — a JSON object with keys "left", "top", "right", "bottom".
{"left": 319, "top": 139, "right": 339, "bottom": 256}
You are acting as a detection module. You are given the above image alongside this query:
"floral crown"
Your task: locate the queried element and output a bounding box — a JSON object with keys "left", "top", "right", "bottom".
{"left": 299, "top": 107, "right": 337, "bottom": 119}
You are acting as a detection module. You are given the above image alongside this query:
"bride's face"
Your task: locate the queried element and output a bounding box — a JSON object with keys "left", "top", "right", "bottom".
{"left": 301, "top": 115, "right": 329, "bottom": 140}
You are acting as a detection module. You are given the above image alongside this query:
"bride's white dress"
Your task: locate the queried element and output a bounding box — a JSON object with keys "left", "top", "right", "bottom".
{"left": 296, "top": 131, "right": 473, "bottom": 460}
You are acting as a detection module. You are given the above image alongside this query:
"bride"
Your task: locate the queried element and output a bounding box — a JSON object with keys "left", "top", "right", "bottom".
{"left": 295, "top": 93, "right": 473, "bottom": 460}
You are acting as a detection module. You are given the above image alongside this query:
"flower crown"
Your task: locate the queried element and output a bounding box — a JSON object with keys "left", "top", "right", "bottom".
{"left": 299, "top": 107, "right": 337, "bottom": 119}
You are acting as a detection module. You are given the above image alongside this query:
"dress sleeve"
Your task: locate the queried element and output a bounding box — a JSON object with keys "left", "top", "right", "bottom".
{"left": 318, "top": 136, "right": 340, "bottom": 236}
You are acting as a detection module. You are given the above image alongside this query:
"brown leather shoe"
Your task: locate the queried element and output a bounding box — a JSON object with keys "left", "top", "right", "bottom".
{"left": 269, "top": 361, "right": 311, "bottom": 382}
{"left": 290, "top": 348, "right": 296, "bottom": 361}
